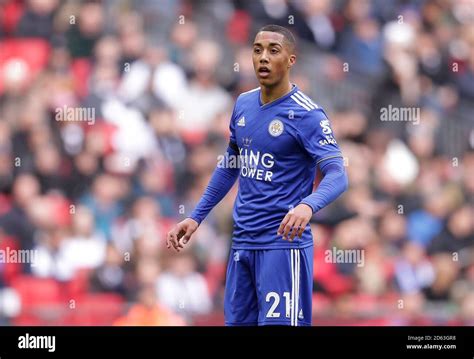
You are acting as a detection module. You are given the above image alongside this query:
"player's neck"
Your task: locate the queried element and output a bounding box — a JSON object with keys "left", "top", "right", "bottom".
{"left": 260, "top": 81, "right": 293, "bottom": 105}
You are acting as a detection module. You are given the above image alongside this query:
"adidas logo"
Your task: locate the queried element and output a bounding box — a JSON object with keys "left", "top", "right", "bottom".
{"left": 237, "top": 116, "right": 246, "bottom": 127}
{"left": 298, "top": 309, "right": 304, "bottom": 319}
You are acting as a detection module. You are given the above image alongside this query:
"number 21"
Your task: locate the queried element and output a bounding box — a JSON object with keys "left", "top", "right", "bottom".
{"left": 266, "top": 291, "right": 291, "bottom": 318}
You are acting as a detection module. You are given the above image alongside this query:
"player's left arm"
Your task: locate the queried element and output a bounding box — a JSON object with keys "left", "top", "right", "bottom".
{"left": 278, "top": 109, "right": 348, "bottom": 241}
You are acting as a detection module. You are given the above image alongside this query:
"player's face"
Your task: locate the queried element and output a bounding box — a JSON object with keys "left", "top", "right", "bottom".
{"left": 252, "top": 31, "right": 295, "bottom": 87}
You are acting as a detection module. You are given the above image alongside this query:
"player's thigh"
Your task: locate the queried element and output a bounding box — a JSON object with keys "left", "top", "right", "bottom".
{"left": 256, "top": 246, "right": 313, "bottom": 326}
{"left": 224, "top": 249, "right": 258, "bottom": 326}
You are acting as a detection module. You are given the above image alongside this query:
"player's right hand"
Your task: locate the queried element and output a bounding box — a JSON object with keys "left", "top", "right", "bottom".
{"left": 166, "top": 218, "right": 199, "bottom": 252}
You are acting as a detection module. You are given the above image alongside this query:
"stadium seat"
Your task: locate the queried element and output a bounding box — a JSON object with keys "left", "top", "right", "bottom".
{"left": 64, "top": 268, "right": 92, "bottom": 298}
{"left": 0, "top": 38, "right": 50, "bottom": 94}
{"left": 10, "top": 275, "right": 65, "bottom": 325}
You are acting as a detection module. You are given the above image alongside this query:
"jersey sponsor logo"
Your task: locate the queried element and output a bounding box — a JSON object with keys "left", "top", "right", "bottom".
{"left": 233, "top": 251, "right": 240, "bottom": 262}
{"left": 268, "top": 119, "right": 284, "bottom": 137}
{"left": 239, "top": 147, "right": 275, "bottom": 182}
{"left": 319, "top": 119, "right": 332, "bottom": 134}
{"left": 237, "top": 116, "right": 246, "bottom": 127}
{"left": 319, "top": 134, "right": 337, "bottom": 146}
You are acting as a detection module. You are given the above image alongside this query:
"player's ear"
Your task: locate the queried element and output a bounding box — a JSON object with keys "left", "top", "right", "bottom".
{"left": 288, "top": 54, "right": 296, "bottom": 69}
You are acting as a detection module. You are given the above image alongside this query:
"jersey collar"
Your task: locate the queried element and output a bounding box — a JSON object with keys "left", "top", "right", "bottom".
{"left": 258, "top": 84, "right": 298, "bottom": 109}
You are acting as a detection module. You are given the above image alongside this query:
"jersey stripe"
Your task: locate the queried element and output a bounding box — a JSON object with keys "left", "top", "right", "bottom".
{"left": 291, "top": 94, "right": 311, "bottom": 111}
{"left": 291, "top": 249, "right": 295, "bottom": 326}
{"left": 294, "top": 92, "right": 316, "bottom": 110}
{"left": 290, "top": 249, "right": 301, "bottom": 326}
{"left": 297, "top": 91, "right": 319, "bottom": 108}
{"left": 295, "top": 249, "right": 300, "bottom": 326}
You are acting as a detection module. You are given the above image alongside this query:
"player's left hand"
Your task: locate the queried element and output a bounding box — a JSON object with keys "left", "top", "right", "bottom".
{"left": 277, "top": 204, "right": 313, "bottom": 241}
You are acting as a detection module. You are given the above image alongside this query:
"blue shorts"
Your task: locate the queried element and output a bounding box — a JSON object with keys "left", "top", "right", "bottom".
{"left": 224, "top": 246, "right": 313, "bottom": 326}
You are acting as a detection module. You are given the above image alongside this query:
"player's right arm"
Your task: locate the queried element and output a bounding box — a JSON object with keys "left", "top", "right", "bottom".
{"left": 167, "top": 105, "right": 240, "bottom": 252}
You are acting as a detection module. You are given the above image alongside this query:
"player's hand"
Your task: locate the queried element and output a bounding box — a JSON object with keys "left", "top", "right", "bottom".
{"left": 166, "top": 218, "right": 199, "bottom": 252}
{"left": 277, "top": 204, "right": 313, "bottom": 241}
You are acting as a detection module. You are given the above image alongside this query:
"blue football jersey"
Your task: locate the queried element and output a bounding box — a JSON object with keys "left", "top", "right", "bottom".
{"left": 230, "top": 84, "right": 342, "bottom": 249}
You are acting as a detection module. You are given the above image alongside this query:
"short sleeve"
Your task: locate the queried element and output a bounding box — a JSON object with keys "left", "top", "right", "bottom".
{"left": 296, "top": 109, "right": 342, "bottom": 164}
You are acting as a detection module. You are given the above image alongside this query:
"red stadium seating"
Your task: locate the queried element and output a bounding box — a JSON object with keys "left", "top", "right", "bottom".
{"left": 0, "top": 38, "right": 50, "bottom": 94}
{"left": 62, "top": 293, "right": 125, "bottom": 326}
{"left": 10, "top": 275, "right": 65, "bottom": 325}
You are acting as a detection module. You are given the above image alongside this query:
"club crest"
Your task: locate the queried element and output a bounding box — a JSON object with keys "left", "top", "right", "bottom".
{"left": 268, "top": 119, "right": 284, "bottom": 137}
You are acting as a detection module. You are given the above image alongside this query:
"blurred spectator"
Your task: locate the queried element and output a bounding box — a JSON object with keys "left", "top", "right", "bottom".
{"left": 113, "top": 284, "right": 185, "bottom": 326}
{"left": 424, "top": 253, "right": 460, "bottom": 301}
{"left": 394, "top": 241, "right": 435, "bottom": 294}
{"left": 428, "top": 204, "right": 473, "bottom": 255}
{"left": 378, "top": 209, "right": 408, "bottom": 253}
{"left": 177, "top": 40, "right": 232, "bottom": 140}
{"left": 459, "top": 291, "right": 474, "bottom": 326}
{"left": 0, "top": 173, "right": 39, "bottom": 251}
{"left": 157, "top": 252, "right": 212, "bottom": 317}
{"left": 58, "top": 205, "right": 106, "bottom": 272}
{"left": 80, "top": 174, "right": 125, "bottom": 240}
{"left": 406, "top": 189, "right": 450, "bottom": 247}
{"left": 66, "top": 1, "right": 104, "bottom": 58}
{"left": 15, "top": 0, "right": 58, "bottom": 39}
{"left": 112, "top": 196, "right": 167, "bottom": 258}
{"left": 89, "top": 242, "right": 129, "bottom": 296}
{"left": 32, "top": 227, "right": 72, "bottom": 281}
